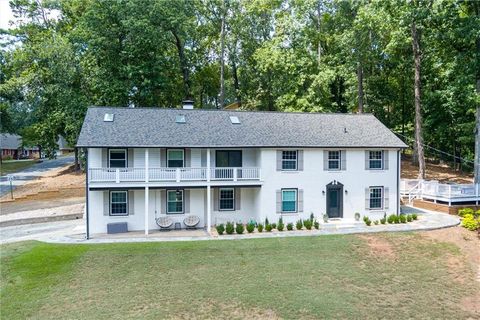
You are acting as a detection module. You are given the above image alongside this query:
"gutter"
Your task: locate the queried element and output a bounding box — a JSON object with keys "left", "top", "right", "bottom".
{"left": 85, "top": 148, "right": 90, "bottom": 239}
{"left": 397, "top": 150, "right": 400, "bottom": 215}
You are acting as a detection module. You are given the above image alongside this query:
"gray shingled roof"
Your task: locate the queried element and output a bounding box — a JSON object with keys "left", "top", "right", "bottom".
{"left": 0, "top": 134, "right": 21, "bottom": 149}
{"left": 76, "top": 107, "right": 407, "bottom": 148}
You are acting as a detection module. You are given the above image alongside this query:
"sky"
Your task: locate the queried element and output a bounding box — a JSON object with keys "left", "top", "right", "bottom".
{"left": 0, "top": 0, "right": 15, "bottom": 30}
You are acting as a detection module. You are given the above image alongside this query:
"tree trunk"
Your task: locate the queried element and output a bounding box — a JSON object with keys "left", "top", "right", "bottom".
{"left": 219, "top": 2, "right": 226, "bottom": 109}
{"left": 172, "top": 31, "right": 190, "bottom": 99}
{"left": 474, "top": 3, "right": 480, "bottom": 183}
{"left": 411, "top": 21, "right": 426, "bottom": 179}
{"left": 357, "top": 64, "right": 364, "bottom": 113}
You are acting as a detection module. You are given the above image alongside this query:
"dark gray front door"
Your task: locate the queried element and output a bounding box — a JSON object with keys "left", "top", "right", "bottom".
{"left": 326, "top": 183, "right": 343, "bottom": 218}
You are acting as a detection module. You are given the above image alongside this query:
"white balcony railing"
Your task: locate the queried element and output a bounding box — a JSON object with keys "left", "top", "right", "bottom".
{"left": 89, "top": 167, "right": 261, "bottom": 183}
{"left": 400, "top": 178, "right": 479, "bottom": 204}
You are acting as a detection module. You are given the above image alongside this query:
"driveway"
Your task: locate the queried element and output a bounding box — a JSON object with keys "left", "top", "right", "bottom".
{"left": 0, "top": 155, "right": 74, "bottom": 197}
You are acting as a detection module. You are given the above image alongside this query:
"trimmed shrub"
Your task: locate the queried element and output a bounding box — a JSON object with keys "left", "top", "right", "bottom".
{"left": 365, "top": 219, "right": 372, "bottom": 226}
{"left": 399, "top": 214, "right": 407, "bottom": 223}
{"left": 265, "top": 224, "right": 272, "bottom": 232}
{"left": 363, "top": 216, "right": 369, "bottom": 223}
{"left": 380, "top": 218, "right": 386, "bottom": 224}
{"left": 277, "top": 222, "right": 285, "bottom": 231}
{"left": 296, "top": 219, "right": 303, "bottom": 230}
{"left": 236, "top": 223, "right": 245, "bottom": 234}
{"left": 387, "top": 214, "right": 397, "bottom": 224}
{"left": 374, "top": 220, "right": 379, "bottom": 225}
{"left": 461, "top": 214, "right": 480, "bottom": 231}
{"left": 314, "top": 221, "right": 320, "bottom": 229}
{"left": 406, "top": 214, "right": 413, "bottom": 222}
{"left": 271, "top": 223, "right": 277, "bottom": 229}
{"left": 304, "top": 219, "right": 312, "bottom": 230}
{"left": 246, "top": 222, "right": 255, "bottom": 233}
{"left": 257, "top": 223, "right": 264, "bottom": 233}
{"left": 310, "top": 213, "right": 315, "bottom": 222}
{"left": 287, "top": 223, "right": 293, "bottom": 231}
{"left": 265, "top": 218, "right": 269, "bottom": 225}
{"left": 412, "top": 213, "right": 418, "bottom": 220}
{"left": 215, "top": 224, "right": 225, "bottom": 235}
{"left": 226, "top": 222, "right": 235, "bottom": 234}
{"left": 458, "top": 208, "right": 474, "bottom": 218}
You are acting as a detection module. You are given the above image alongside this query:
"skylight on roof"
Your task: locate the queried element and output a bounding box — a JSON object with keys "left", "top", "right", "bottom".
{"left": 104, "top": 113, "right": 114, "bottom": 122}
{"left": 176, "top": 115, "right": 186, "bottom": 123}
{"left": 229, "top": 116, "right": 240, "bottom": 124}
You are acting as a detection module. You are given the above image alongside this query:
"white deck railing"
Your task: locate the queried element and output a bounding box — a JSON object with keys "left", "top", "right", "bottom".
{"left": 400, "top": 179, "right": 479, "bottom": 204}
{"left": 89, "top": 167, "right": 261, "bottom": 183}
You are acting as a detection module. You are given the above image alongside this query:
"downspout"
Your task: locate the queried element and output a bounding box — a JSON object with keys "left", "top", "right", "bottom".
{"left": 397, "top": 150, "right": 401, "bottom": 215}
{"left": 85, "top": 148, "right": 90, "bottom": 239}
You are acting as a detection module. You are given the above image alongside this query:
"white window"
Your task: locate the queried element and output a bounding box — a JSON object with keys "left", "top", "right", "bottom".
{"left": 109, "top": 149, "right": 127, "bottom": 168}
{"left": 328, "top": 151, "right": 341, "bottom": 170}
{"left": 369, "top": 187, "right": 383, "bottom": 209}
{"left": 281, "top": 189, "right": 297, "bottom": 213}
{"left": 369, "top": 151, "right": 383, "bottom": 169}
{"left": 219, "top": 188, "right": 235, "bottom": 211}
{"left": 110, "top": 191, "right": 128, "bottom": 216}
{"left": 167, "top": 149, "right": 184, "bottom": 168}
{"left": 282, "top": 151, "right": 297, "bottom": 170}
{"left": 167, "top": 190, "right": 184, "bottom": 214}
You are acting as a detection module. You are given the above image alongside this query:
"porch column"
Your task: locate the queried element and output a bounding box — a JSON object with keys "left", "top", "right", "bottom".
{"left": 207, "top": 185, "right": 211, "bottom": 232}
{"left": 207, "top": 148, "right": 211, "bottom": 182}
{"left": 145, "top": 186, "right": 149, "bottom": 235}
{"left": 145, "top": 148, "right": 149, "bottom": 183}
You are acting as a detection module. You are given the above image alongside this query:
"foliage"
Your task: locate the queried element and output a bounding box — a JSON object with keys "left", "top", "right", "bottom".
{"left": 380, "top": 218, "right": 386, "bottom": 225}
{"left": 461, "top": 214, "right": 480, "bottom": 231}
{"left": 458, "top": 208, "right": 474, "bottom": 218}
{"left": 215, "top": 224, "right": 225, "bottom": 235}
{"left": 310, "top": 213, "right": 314, "bottom": 222}
{"left": 374, "top": 220, "right": 379, "bottom": 225}
{"left": 235, "top": 222, "right": 244, "bottom": 234}
{"left": 364, "top": 217, "right": 372, "bottom": 226}
{"left": 225, "top": 222, "right": 234, "bottom": 235}
{"left": 387, "top": 214, "right": 398, "bottom": 224}
{"left": 246, "top": 222, "right": 255, "bottom": 233}
{"left": 399, "top": 215, "right": 407, "bottom": 224}
{"left": 412, "top": 214, "right": 418, "bottom": 220}
{"left": 296, "top": 220, "right": 303, "bottom": 230}
{"left": 277, "top": 219, "right": 285, "bottom": 231}
{"left": 287, "top": 223, "right": 293, "bottom": 231}
{"left": 271, "top": 223, "right": 277, "bottom": 229}
{"left": 314, "top": 221, "right": 320, "bottom": 229}
{"left": 257, "top": 223, "right": 264, "bottom": 233}
{"left": 407, "top": 214, "right": 413, "bottom": 222}
{"left": 265, "top": 224, "right": 272, "bottom": 232}
{"left": 303, "top": 219, "right": 312, "bottom": 230}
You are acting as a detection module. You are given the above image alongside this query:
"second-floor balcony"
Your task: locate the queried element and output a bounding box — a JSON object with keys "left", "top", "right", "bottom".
{"left": 88, "top": 167, "right": 261, "bottom": 184}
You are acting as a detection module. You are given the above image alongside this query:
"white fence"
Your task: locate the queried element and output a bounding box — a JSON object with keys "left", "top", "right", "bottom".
{"left": 400, "top": 179, "right": 479, "bottom": 204}
{"left": 89, "top": 167, "right": 261, "bottom": 183}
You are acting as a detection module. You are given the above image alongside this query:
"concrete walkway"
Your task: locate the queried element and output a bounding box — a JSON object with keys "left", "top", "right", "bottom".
{"left": 0, "top": 206, "right": 459, "bottom": 244}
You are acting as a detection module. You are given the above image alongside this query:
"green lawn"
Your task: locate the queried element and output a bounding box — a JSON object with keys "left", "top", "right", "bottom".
{"left": 1, "top": 233, "right": 478, "bottom": 319}
{"left": 0, "top": 160, "right": 38, "bottom": 176}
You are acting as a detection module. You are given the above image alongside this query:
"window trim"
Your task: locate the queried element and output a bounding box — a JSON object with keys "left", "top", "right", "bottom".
{"left": 166, "top": 189, "right": 184, "bottom": 214}
{"left": 369, "top": 186, "right": 384, "bottom": 210}
{"left": 108, "top": 148, "right": 127, "bottom": 168}
{"left": 110, "top": 190, "right": 128, "bottom": 216}
{"left": 166, "top": 149, "right": 185, "bottom": 168}
{"left": 219, "top": 188, "right": 235, "bottom": 211}
{"left": 328, "top": 150, "right": 341, "bottom": 171}
{"left": 368, "top": 150, "right": 383, "bottom": 170}
{"left": 281, "top": 188, "right": 298, "bottom": 213}
{"left": 281, "top": 150, "right": 298, "bottom": 171}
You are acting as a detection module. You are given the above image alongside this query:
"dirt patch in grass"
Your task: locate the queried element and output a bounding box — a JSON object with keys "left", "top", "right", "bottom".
{"left": 357, "top": 234, "right": 397, "bottom": 260}
{"left": 401, "top": 158, "right": 473, "bottom": 183}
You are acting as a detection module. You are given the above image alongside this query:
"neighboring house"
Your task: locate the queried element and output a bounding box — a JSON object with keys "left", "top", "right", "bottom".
{"left": 57, "top": 135, "right": 74, "bottom": 156}
{"left": 77, "top": 106, "right": 407, "bottom": 237}
{"left": 0, "top": 133, "right": 39, "bottom": 160}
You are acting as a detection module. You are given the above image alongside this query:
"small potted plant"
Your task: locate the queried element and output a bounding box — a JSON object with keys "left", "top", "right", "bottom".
{"left": 323, "top": 214, "right": 328, "bottom": 223}
{"left": 354, "top": 212, "right": 361, "bottom": 221}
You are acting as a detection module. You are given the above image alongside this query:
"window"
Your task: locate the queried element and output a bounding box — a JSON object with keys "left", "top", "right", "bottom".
{"left": 369, "top": 151, "right": 383, "bottom": 169}
{"left": 219, "top": 188, "right": 235, "bottom": 211}
{"left": 282, "top": 189, "right": 297, "bottom": 213}
{"left": 110, "top": 191, "right": 128, "bottom": 216}
{"left": 109, "top": 149, "right": 127, "bottom": 168}
{"left": 167, "top": 190, "right": 184, "bottom": 214}
{"left": 282, "top": 151, "right": 297, "bottom": 170}
{"left": 328, "top": 151, "right": 341, "bottom": 170}
{"left": 369, "top": 187, "right": 383, "bottom": 209}
{"left": 167, "top": 149, "right": 184, "bottom": 168}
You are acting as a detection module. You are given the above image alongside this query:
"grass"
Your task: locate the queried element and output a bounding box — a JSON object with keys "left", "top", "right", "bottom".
{"left": 1, "top": 233, "right": 478, "bottom": 319}
{"left": 0, "top": 160, "right": 38, "bottom": 176}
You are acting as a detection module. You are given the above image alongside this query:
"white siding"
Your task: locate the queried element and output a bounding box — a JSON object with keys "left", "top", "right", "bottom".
{"left": 191, "top": 149, "right": 201, "bottom": 167}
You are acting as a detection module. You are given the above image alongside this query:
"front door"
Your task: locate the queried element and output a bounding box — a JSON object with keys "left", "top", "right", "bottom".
{"left": 326, "top": 182, "right": 343, "bottom": 218}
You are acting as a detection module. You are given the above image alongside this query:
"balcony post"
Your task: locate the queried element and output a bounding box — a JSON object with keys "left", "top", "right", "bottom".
{"left": 145, "top": 186, "right": 149, "bottom": 235}
{"left": 476, "top": 183, "right": 479, "bottom": 205}
{"left": 448, "top": 185, "right": 452, "bottom": 206}
{"left": 116, "top": 168, "right": 120, "bottom": 183}
{"left": 145, "top": 148, "right": 149, "bottom": 183}
{"left": 207, "top": 148, "right": 211, "bottom": 182}
{"left": 258, "top": 168, "right": 261, "bottom": 181}
{"left": 176, "top": 168, "right": 180, "bottom": 182}
{"left": 233, "top": 168, "right": 237, "bottom": 181}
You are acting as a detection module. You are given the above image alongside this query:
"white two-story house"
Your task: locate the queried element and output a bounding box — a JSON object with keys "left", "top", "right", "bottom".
{"left": 77, "top": 105, "right": 407, "bottom": 237}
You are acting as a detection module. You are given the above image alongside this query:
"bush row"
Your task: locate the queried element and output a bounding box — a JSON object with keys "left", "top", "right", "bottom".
{"left": 363, "top": 213, "right": 418, "bottom": 226}
{"left": 215, "top": 215, "right": 320, "bottom": 235}
{"left": 458, "top": 209, "right": 480, "bottom": 231}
